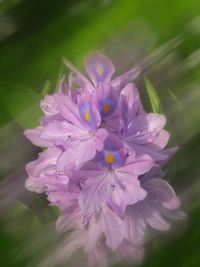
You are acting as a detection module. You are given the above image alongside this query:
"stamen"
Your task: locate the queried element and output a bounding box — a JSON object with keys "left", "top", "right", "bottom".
{"left": 103, "top": 103, "right": 110, "bottom": 113}
{"left": 105, "top": 152, "right": 115, "bottom": 163}
{"left": 84, "top": 109, "right": 90, "bottom": 122}
{"left": 96, "top": 63, "right": 103, "bottom": 76}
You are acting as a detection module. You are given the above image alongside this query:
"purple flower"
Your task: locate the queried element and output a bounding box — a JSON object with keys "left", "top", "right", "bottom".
{"left": 64, "top": 51, "right": 140, "bottom": 91}
{"left": 25, "top": 148, "right": 67, "bottom": 193}
{"left": 52, "top": 168, "right": 183, "bottom": 266}
{"left": 42, "top": 92, "right": 108, "bottom": 171}
{"left": 68, "top": 135, "right": 154, "bottom": 215}
{"left": 24, "top": 52, "right": 184, "bottom": 266}
{"left": 119, "top": 83, "right": 171, "bottom": 161}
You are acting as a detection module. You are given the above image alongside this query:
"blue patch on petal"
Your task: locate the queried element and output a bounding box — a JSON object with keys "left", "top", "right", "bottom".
{"left": 92, "top": 61, "right": 107, "bottom": 81}
{"left": 97, "top": 143, "right": 124, "bottom": 168}
{"left": 98, "top": 96, "right": 117, "bottom": 117}
{"left": 121, "top": 100, "right": 129, "bottom": 124}
{"left": 79, "top": 102, "right": 96, "bottom": 129}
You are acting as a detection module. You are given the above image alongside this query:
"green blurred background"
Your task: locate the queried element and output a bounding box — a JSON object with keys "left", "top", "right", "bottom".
{"left": 0, "top": 0, "right": 200, "bottom": 266}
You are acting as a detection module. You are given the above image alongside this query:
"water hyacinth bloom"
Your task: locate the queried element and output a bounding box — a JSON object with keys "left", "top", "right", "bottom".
{"left": 65, "top": 51, "right": 141, "bottom": 91}
{"left": 40, "top": 92, "right": 108, "bottom": 171}
{"left": 69, "top": 135, "right": 154, "bottom": 216}
{"left": 24, "top": 52, "right": 184, "bottom": 266}
{"left": 64, "top": 52, "right": 140, "bottom": 132}
{"left": 119, "top": 83, "right": 171, "bottom": 161}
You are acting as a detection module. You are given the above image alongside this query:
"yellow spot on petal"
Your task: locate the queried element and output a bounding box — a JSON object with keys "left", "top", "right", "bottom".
{"left": 96, "top": 63, "right": 103, "bottom": 76}
{"left": 84, "top": 109, "right": 90, "bottom": 122}
{"left": 103, "top": 103, "right": 110, "bottom": 113}
{"left": 105, "top": 152, "right": 115, "bottom": 163}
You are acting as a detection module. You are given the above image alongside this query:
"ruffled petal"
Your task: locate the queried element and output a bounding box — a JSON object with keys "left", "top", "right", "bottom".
{"left": 56, "top": 207, "right": 84, "bottom": 232}
{"left": 40, "top": 120, "right": 86, "bottom": 146}
{"left": 119, "top": 83, "right": 141, "bottom": 130}
{"left": 40, "top": 94, "right": 59, "bottom": 115}
{"left": 54, "top": 93, "right": 84, "bottom": 128}
{"left": 79, "top": 172, "right": 109, "bottom": 213}
{"left": 111, "top": 66, "right": 141, "bottom": 89}
{"left": 63, "top": 57, "right": 94, "bottom": 92}
{"left": 130, "top": 143, "right": 169, "bottom": 161}
{"left": 143, "top": 178, "right": 180, "bottom": 210}
{"left": 117, "top": 152, "right": 154, "bottom": 176}
{"left": 127, "top": 113, "right": 166, "bottom": 145}
{"left": 84, "top": 52, "right": 115, "bottom": 86}
{"left": 25, "top": 148, "right": 61, "bottom": 177}
{"left": 108, "top": 172, "right": 147, "bottom": 215}
{"left": 123, "top": 211, "right": 145, "bottom": 245}
{"left": 94, "top": 128, "right": 108, "bottom": 151}
{"left": 57, "top": 139, "right": 97, "bottom": 172}
{"left": 146, "top": 211, "right": 170, "bottom": 231}
{"left": 148, "top": 129, "right": 170, "bottom": 150}
{"left": 162, "top": 209, "right": 186, "bottom": 220}
{"left": 24, "top": 127, "right": 54, "bottom": 148}
{"left": 85, "top": 215, "right": 102, "bottom": 251}
{"left": 101, "top": 206, "right": 123, "bottom": 251}
{"left": 25, "top": 175, "right": 46, "bottom": 193}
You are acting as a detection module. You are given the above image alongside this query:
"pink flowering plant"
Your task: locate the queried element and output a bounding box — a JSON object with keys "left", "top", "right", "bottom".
{"left": 24, "top": 52, "right": 184, "bottom": 266}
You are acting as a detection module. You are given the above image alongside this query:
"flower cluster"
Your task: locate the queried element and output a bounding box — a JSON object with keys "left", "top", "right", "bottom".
{"left": 25, "top": 52, "right": 183, "bottom": 266}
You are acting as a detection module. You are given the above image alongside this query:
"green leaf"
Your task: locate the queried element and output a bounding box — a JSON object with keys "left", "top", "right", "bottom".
{"left": 145, "top": 77, "right": 163, "bottom": 113}
{"left": 0, "top": 82, "right": 43, "bottom": 129}
{"left": 52, "top": 206, "right": 61, "bottom": 217}
{"left": 29, "top": 216, "right": 42, "bottom": 233}
{"left": 167, "top": 87, "right": 184, "bottom": 113}
{"left": 55, "top": 62, "right": 64, "bottom": 92}
{"left": 6, "top": 201, "right": 39, "bottom": 239}
{"left": 41, "top": 80, "right": 51, "bottom": 97}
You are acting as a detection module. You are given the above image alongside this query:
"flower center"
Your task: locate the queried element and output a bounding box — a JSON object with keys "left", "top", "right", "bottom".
{"left": 105, "top": 152, "right": 115, "bottom": 163}
{"left": 84, "top": 109, "right": 90, "bottom": 122}
{"left": 79, "top": 102, "right": 97, "bottom": 129}
{"left": 99, "top": 96, "right": 117, "bottom": 117}
{"left": 96, "top": 63, "right": 104, "bottom": 76}
{"left": 103, "top": 103, "right": 110, "bottom": 114}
